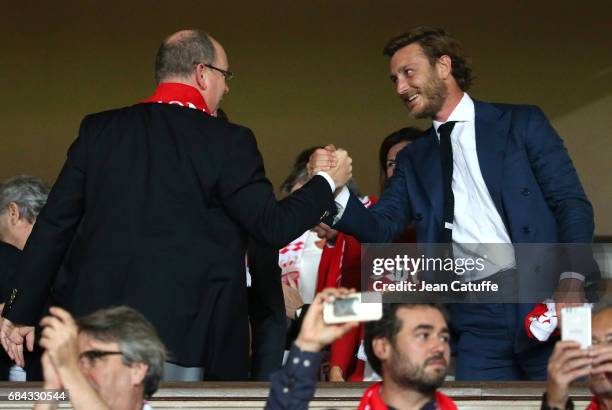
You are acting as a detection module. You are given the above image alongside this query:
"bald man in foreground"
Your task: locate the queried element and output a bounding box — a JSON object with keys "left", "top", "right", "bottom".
{"left": 0, "top": 30, "right": 351, "bottom": 380}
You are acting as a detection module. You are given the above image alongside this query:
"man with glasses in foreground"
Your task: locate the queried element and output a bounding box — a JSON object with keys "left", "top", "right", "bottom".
{"left": 34, "top": 306, "right": 165, "bottom": 410}
{"left": 542, "top": 302, "right": 612, "bottom": 410}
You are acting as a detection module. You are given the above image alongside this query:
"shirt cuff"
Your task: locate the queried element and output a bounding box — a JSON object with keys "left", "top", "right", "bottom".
{"left": 559, "top": 272, "right": 585, "bottom": 282}
{"left": 285, "top": 343, "right": 323, "bottom": 379}
{"left": 316, "top": 171, "right": 335, "bottom": 193}
{"left": 332, "top": 186, "right": 350, "bottom": 224}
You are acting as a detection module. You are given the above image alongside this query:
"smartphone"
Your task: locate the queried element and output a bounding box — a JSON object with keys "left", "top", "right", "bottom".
{"left": 561, "top": 305, "right": 591, "bottom": 349}
{"left": 323, "top": 292, "right": 383, "bottom": 324}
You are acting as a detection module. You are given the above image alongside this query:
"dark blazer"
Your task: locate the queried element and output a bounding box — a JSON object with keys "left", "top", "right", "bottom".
{"left": 247, "top": 238, "right": 286, "bottom": 381}
{"left": 335, "top": 101, "right": 595, "bottom": 350}
{"left": 3, "top": 103, "right": 334, "bottom": 379}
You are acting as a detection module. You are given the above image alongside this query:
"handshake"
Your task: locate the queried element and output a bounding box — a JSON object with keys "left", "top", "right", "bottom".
{"left": 307, "top": 145, "right": 353, "bottom": 191}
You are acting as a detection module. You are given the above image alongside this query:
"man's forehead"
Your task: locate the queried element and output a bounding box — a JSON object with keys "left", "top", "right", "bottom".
{"left": 397, "top": 306, "right": 447, "bottom": 330}
{"left": 78, "top": 333, "right": 120, "bottom": 351}
{"left": 592, "top": 308, "right": 612, "bottom": 335}
{"left": 211, "top": 38, "right": 228, "bottom": 67}
{"left": 390, "top": 43, "right": 427, "bottom": 70}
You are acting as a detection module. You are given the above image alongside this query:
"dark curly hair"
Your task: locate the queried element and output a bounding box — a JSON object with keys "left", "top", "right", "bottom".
{"left": 364, "top": 303, "right": 448, "bottom": 376}
{"left": 383, "top": 26, "right": 474, "bottom": 91}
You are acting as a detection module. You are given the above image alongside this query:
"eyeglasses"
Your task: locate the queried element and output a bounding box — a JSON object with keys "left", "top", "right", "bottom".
{"left": 592, "top": 335, "right": 612, "bottom": 346}
{"left": 78, "top": 350, "right": 123, "bottom": 367}
{"left": 204, "top": 63, "right": 233, "bottom": 81}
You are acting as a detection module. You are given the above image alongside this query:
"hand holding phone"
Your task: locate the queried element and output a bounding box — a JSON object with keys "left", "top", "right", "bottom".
{"left": 561, "top": 305, "right": 591, "bottom": 349}
{"left": 323, "top": 292, "right": 382, "bottom": 324}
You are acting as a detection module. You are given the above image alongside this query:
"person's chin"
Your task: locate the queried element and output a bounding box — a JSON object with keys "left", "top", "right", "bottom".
{"left": 406, "top": 100, "right": 429, "bottom": 119}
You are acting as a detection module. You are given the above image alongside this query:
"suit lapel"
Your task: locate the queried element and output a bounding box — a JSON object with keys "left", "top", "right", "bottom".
{"left": 411, "top": 127, "right": 444, "bottom": 226}
{"left": 474, "top": 100, "right": 511, "bottom": 218}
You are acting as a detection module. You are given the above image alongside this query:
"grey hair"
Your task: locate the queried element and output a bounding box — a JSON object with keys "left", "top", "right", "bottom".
{"left": 77, "top": 306, "right": 167, "bottom": 399}
{"left": 154, "top": 30, "right": 216, "bottom": 84}
{"left": 0, "top": 175, "right": 50, "bottom": 223}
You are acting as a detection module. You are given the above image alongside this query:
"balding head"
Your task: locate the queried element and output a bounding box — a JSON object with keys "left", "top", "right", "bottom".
{"left": 593, "top": 307, "right": 612, "bottom": 337}
{"left": 589, "top": 306, "right": 612, "bottom": 397}
{"left": 154, "top": 30, "right": 216, "bottom": 84}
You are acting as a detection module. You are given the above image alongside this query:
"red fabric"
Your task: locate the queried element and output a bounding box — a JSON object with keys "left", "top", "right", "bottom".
{"left": 316, "top": 234, "right": 346, "bottom": 292}
{"left": 357, "top": 383, "right": 457, "bottom": 410}
{"left": 141, "top": 82, "right": 211, "bottom": 114}
{"left": 524, "top": 302, "right": 559, "bottom": 340}
{"left": 586, "top": 397, "right": 601, "bottom": 410}
{"left": 525, "top": 303, "right": 548, "bottom": 339}
{"left": 323, "top": 197, "right": 377, "bottom": 381}
{"left": 330, "top": 323, "right": 364, "bottom": 380}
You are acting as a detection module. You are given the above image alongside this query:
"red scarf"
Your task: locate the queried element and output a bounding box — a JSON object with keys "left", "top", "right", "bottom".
{"left": 357, "top": 383, "right": 457, "bottom": 410}
{"left": 141, "top": 82, "right": 211, "bottom": 115}
{"left": 586, "top": 397, "right": 603, "bottom": 410}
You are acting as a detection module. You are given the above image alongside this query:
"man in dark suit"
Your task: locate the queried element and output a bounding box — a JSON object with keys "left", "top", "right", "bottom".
{"left": 311, "top": 26, "right": 594, "bottom": 380}
{"left": 0, "top": 29, "right": 351, "bottom": 381}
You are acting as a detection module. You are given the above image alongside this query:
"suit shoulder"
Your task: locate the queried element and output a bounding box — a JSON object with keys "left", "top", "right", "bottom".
{"left": 81, "top": 105, "right": 135, "bottom": 124}
{"left": 82, "top": 104, "right": 256, "bottom": 140}
{"left": 485, "top": 101, "right": 546, "bottom": 119}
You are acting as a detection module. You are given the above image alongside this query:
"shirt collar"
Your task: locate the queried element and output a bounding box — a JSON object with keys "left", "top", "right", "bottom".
{"left": 432, "top": 92, "right": 475, "bottom": 134}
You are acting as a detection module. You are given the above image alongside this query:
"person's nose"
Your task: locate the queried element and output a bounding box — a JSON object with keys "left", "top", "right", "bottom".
{"left": 396, "top": 76, "right": 409, "bottom": 96}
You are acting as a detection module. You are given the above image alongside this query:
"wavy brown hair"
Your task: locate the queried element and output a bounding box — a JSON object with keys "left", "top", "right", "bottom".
{"left": 383, "top": 26, "right": 474, "bottom": 91}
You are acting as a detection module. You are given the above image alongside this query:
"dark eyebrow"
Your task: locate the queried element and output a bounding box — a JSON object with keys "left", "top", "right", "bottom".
{"left": 413, "top": 324, "right": 450, "bottom": 334}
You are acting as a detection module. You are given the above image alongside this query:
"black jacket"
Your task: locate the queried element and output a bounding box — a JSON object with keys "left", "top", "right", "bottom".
{"left": 3, "top": 103, "right": 334, "bottom": 379}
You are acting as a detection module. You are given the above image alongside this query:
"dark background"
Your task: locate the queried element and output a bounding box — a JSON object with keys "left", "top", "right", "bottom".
{"left": 1, "top": 0, "right": 610, "bottom": 233}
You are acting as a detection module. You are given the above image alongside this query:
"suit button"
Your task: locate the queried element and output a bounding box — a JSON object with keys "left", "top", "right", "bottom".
{"left": 415, "top": 213, "right": 423, "bottom": 222}
{"left": 521, "top": 188, "right": 530, "bottom": 196}
{"left": 523, "top": 226, "right": 531, "bottom": 234}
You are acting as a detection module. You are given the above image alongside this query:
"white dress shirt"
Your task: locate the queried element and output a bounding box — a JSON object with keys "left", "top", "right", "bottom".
{"left": 433, "top": 93, "right": 515, "bottom": 280}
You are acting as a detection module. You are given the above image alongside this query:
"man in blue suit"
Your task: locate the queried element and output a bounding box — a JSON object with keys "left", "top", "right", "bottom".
{"left": 310, "top": 26, "right": 594, "bottom": 380}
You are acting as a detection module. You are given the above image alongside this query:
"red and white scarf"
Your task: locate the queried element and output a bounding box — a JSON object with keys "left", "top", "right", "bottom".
{"left": 141, "top": 82, "right": 212, "bottom": 115}
{"left": 357, "top": 383, "right": 457, "bottom": 410}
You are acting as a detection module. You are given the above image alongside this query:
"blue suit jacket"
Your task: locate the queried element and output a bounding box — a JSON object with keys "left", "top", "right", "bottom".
{"left": 335, "top": 101, "right": 595, "bottom": 351}
{"left": 337, "top": 101, "right": 593, "bottom": 244}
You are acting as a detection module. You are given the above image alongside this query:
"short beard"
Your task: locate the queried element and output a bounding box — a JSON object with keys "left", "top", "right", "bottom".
{"left": 388, "top": 350, "right": 446, "bottom": 395}
{"left": 411, "top": 72, "right": 448, "bottom": 120}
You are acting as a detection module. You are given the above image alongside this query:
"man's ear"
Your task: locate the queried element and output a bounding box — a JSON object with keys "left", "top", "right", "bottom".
{"left": 436, "top": 55, "right": 452, "bottom": 80}
{"left": 194, "top": 64, "right": 208, "bottom": 91}
{"left": 372, "top": 337, "right": 392, "bottom": 362}
{"left": 130, "top": 362, "right": 148, "bottom": 387}
{"left": 7, "top": 202, "right": 21, "bottom": 225}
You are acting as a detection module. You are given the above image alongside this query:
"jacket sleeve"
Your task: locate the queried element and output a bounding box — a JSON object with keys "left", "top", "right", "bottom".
{"left": 3, "top": 118, "right": 90, "bottom": 324}
{"left": 521, "top": 107, "right": 599, "bottom": 289}
{"left": 334, "top": 151, "right": 413, "bottom": 243}
{"left": 522, "top": 106, "right": 593, "bottom": 243}
{"left": 265, "top": 344, "right": 322, "bottom": 410}
{"left": 247, "top": 238, "right": 286, "bottom": 381}
{"left": 218, "top": 128, "right": 335, "bottom": 249}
